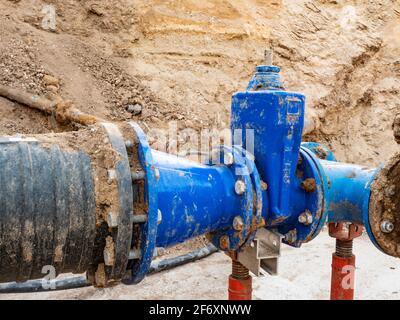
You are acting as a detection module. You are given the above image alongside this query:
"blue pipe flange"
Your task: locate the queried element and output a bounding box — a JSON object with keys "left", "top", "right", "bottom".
{"left": 208, "top": 146, "right": 263, "bottom": 251}
{"left": 362, "top": 166, "right": 381, "bottom": 252}
{"left": 233, "top": 145, "right": 264, "bottom": 245}
{"left": 101, "top": 123, "right": 135, "bottom": 282}
{"left": 123, "top": 122, "right": 159, "bottom": 284}
{"left": 276, "top": 146, "right": 327, "bottom": 247}
{"left": 301, "top": 142, "right": 337, "bottom": 162}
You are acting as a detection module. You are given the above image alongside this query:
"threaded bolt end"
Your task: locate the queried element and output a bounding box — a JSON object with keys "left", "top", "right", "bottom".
{"left": 336, "top": 239, "right": 353, "bottom": 258}
{"left": 232, "top": 260, "right": 250, "bottom": 280}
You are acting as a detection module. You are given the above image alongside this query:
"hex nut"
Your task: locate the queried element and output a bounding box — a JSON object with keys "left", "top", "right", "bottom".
{"left": 219, "top": 235, "right": 230, "bottom": 250}
{"left": 285, "top": 229, "right": 297, "bottom": 244}
{"left": 380, "top": 220, "right": 394, "bottom": 234}
{"left": 235, "top": 180, "right": 246, "bottom": 195}
{"left": 233, "top": 216, "right": 244, "bottom": 231}
{"left": 224, "top": 152, "right": 234, "bottom": 166}
{"left": 298, "top": 210, "right": 313, "bottom": 225}
{"left": 301, "top": 178, "right": 316, "bottom": 193}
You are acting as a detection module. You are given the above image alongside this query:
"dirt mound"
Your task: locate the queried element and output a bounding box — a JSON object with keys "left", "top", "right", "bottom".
{"left": 394, "top": 113, "right": 400, "bottom": 144}
{"left": 1, "top": 0, "right": 399, "bottom": 166}
{"left": 0, "top": 0, "right": 190, "bottom": 137}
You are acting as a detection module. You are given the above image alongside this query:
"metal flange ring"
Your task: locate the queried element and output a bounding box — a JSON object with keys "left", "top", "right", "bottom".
{"left": 101, "top": 123, "right": 134, "bottom": 282}
{"left": 233, "top": 145, "right": 263, "bottom": 246}
{"left": 209, "top": 145, "right": 262, "bottom": 251}
{"left": 123, "top": 122, "right": 159, "bottom": 284}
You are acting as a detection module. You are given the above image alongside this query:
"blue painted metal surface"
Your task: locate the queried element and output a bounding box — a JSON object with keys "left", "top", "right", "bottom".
{"left": 1, "top": 59, "right": 398, "bottom": 286}
{"left": 317, "top": 159, "right": 377, "bottom": 224}
{"left": 231, "top": 64, "right": 323, "bottom": 246}
{"left": 300, "top": 142, "right": 385, "bottom": 252}
{"left": 231, "top": 64, "right": 306, "bottom": 226}
{"left": 153, "top": 149, "right": 241, "bottom": 247}
{"left": 206, "top": 146, "right": 263, "bottom": 250}
{"left": 230, "top": 64, "right": 382, "bottom": 248}
{"left": 247, "top": 65, "right": 284, "bottom": 91}
{"left": 301, "top": 142, "right": 337, "bottom": 161}
{"left": 275, "top": 147, "right": 326, "bottom": 246}
{"left": 299, "top": 143, "right": 379, "bottom": 226}
{"left": 128, "top": 124, "right": 262, "bottom": 254}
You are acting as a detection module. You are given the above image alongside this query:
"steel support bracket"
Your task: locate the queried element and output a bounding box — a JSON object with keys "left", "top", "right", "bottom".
{"left": 237, "top": 228, "right": 283, "bottom": 276}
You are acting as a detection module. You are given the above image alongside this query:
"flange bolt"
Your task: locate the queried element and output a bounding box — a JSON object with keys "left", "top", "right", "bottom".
{"left": 284, "top": 229, "right": 297, "bottom": 244}
{"left": 233, "top": 216, "right": 244, "bottom": 231}
{"left": 224, "top": 152, "right": 234, "bottom": 166}
{"left": 220, "top": 235, "right": 230, "bottom": 250}
{"left": 380, "top": 220, "right": 394, "bottom": 234}
{"left": 298, "top": 210, "right": 313, "bottom": 225}
{"left": 235, "top": 180, "right": 246, "bottom": 195}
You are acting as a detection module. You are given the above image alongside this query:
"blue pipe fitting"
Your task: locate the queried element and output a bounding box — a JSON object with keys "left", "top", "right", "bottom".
{"left": 206, "top": 146, "right": 263, "bottom": 250}
{"left": 125, "top": 123, "right": 264, "bottom": 283}
{"left": 318, "top": 159, "right": 377, "bottom": 224}
{"left": 300, "top": 143, "right": 379, "bottom": 225}
{"left": 231, "top": 64, "right": 308, "bottom": 230}
{"left": 231, "top": 64, "right": 398, "bottom": 256}
{"left": 126, "top": 122, "right": 159, "bottom": 284}
{"left": 153, "top": 146, "right": 247, "bottom": 250}
{"left": 274, "top": 147, "right": 326, "bottom": 246}
{"left": 301, "top": 142, "right": 337, "bottom": 161}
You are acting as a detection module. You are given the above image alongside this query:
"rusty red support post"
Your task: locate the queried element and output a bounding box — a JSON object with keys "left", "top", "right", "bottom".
{"left": 330, "top": 240, "right": 356, "bottom": 300}
{"left": 328, "top": 223, "right": 362, "bottom": 300}
{"left": 228, "top": 260, "right": 252, "bottom": 300}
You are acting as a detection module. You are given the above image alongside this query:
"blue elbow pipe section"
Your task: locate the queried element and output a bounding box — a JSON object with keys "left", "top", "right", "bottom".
{"left": 153, "top": 150, "right": 240, "bottom": 247}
